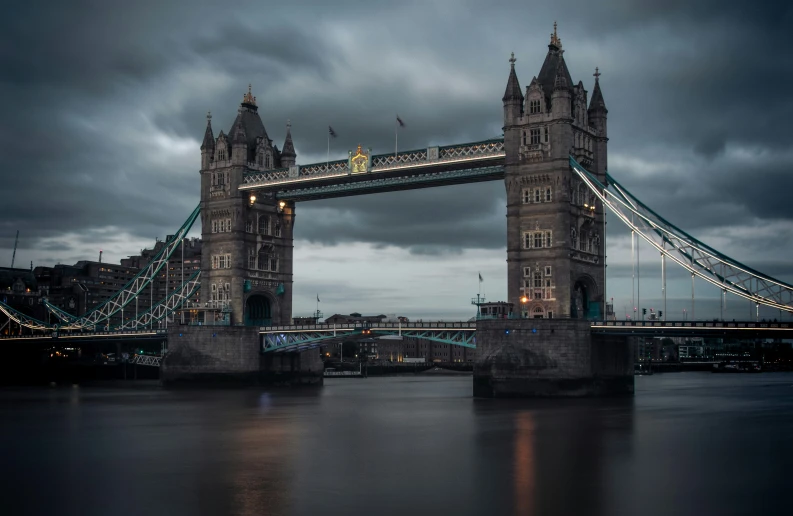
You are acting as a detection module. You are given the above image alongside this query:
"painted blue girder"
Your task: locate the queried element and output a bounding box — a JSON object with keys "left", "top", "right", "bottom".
{"left": 260, "top": 322, "right": 477, "bottom": 353}
{"left": 274, "top": 165, "right": 505, "bottom": 202}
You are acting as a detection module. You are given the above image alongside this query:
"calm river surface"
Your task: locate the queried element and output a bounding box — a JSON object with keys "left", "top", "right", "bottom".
{"left": 1, "top": 373, "right": 791, "bottom": 516}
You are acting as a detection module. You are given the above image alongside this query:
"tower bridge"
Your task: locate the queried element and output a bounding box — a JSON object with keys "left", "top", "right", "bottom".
{"left": 3, "top": 25, "right": 793, "bottom": 395}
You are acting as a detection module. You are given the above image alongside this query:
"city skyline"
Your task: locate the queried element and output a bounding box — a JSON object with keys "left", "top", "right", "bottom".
{"left": 2, "top": 0, "right": 791, "bottom": 321}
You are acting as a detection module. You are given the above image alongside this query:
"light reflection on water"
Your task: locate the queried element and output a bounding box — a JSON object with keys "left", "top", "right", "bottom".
{"left": 0, "top": 373, "right": 791, "bottom": 516}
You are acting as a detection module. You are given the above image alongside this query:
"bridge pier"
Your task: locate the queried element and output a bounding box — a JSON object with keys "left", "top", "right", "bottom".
{"left": 161, "top": 326, "right": 322, "bottom": 386}
{"left": 473, "top": 319, "right": 633, "bottom": 397}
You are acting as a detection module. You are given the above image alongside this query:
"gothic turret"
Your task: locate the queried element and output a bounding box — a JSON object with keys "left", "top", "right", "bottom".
{"left": 502, "top": 53, "right": 523, "bottom": 124}
{"left": 551, "top": 61, "right": 571, "bottom": 118}
{"left": 200, "top": 112, "right": 215, "bottom": 169}
{"left": 588, "top": 68, "right": 608, "bottom": 117}
{"left": 280, "top": 121, "right": 296, "bottom": 168}
{"left": 588, "top": 68, "right": 608, "bottom": 178}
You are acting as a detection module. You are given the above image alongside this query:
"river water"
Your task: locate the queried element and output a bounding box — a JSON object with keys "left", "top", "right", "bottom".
{"left": 1, "top": 373, "right": 791, "bottom": 516}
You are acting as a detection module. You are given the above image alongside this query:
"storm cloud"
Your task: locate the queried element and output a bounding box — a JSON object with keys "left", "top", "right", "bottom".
{"left": 1, "top": 0, "right": 791, "bottom": 319}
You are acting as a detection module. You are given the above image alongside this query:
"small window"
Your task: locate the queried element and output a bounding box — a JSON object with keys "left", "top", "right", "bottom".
{"left": 534, "top": 189, "right": 541, "bottom": 203}
{"left": 545, "top": 187, "right": 552, "bottom": 202}
{"left": 258, "top": 216, "right": 269, "bottom": 235}
{"left": 530, "top": 128, "right": 540, "bottom": 145}
{"left": 212, "top": 220, "right": 218, "bottom": 233}
{"left": 274, "top": 223, "right": 281, "bottom": 238}
{"left": 534, "top": 232, "right": 542, "bottom": 248}
{"left": 522, "top": 131, "right": 527, "bottom": 146}
{"left": 544, "top": 126, "right": 549, "bottom": 143}
{"left": 544, "top": 266, "right": 552, "bottom": 276}
{"left": 529, "top": 99, "right": 541, "bottom": 114}
{"left": 225, "top": 219, "right": 231, "bottom": 232}
{"left": 522, "top": 189, "right": 530, "bottom": 204}
{"left": 245, "top": 221, "right": 252, "bottom": 233}
{"left": 546, "top": 231, "right": 552, "bottom": 247}
{"left": 524, "top": 267, "right": 531, "bottom": 277}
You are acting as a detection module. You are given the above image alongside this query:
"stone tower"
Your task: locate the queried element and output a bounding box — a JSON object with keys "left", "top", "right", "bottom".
{"left": 199, "top": 85, "right": 296, "bottom": 325}
{"left": 503, "top": 24, "right": 608, "bottom": 319}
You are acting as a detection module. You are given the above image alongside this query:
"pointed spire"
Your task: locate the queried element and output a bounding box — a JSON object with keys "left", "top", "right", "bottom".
{"left": 242, "top": 83, "right": 257, "bottom": 107}
{"left": 589, "top": 67, "right": 607, "bottom": 112}
{"left": 502, "top": 52, "right": 523, "bottom": 102}
{"left": 281, "top": 119, "right": 296, "bottom": 157}
{"left": 549, "top": 21, "right": 562, "bottom": 49}
{"left": 200, "top": 111, "right": 215, "bottom": 150}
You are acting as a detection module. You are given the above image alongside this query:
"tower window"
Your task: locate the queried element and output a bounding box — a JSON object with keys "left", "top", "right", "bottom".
{"left": 545, "top": 266, "right": 552, "bottom": 276}
{"left": 545, "top": 187, "right": 552, "bottom": 202}
{"left": 544, "top": 126, "right": 549, "bottom": 143}
{"left": 258, "top": 216, "right": 270, "bottom": 235}
{"left": 529, "top": 99, "right": 541, "bottom": 114}
{"left": 522, "top": 189, "right": 530, "bottom": 204}
{"left": 522, "top": 131, "right": 527, "bottom": 146}
{"left": 534, "top": 233, "right": 542, "bottom": 248}
{"left": 530, "top": 128, "right": 540, "bottom": 145}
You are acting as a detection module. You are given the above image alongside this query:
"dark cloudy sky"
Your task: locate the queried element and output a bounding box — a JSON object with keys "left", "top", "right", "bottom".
{"left": 2, "top": 0, "right": 792, "bottom": 321}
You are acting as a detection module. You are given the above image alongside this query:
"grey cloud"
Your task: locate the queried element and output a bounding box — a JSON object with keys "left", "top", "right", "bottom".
{"left": 1, "top": 0, "right": 792, "bottom": 322}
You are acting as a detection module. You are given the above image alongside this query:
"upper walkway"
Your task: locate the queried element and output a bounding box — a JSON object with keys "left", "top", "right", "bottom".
{"left": 239, "top": 139, "right": 505, "bottom": 201}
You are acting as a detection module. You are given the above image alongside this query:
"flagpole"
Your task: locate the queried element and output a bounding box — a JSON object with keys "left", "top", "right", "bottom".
{"left": 327, "top": 128, "right": 330, "bottom": 171}
{"left": 395, "top": 115, "right": 398, "bottom": 159}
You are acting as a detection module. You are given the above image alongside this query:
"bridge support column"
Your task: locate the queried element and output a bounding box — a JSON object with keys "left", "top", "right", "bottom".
{"left": 161, "top": 326, "right": 322, "bottom": 386}
{"left": 473, "top": 319, "right": 633, "bottom": 397}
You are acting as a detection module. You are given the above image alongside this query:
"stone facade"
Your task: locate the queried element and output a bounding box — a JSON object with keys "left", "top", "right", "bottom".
{"left": 162, "top": 325, "right": 322, "bottom": 385}
{"left": 503, "top": 26, "right": 608, "bottom": 320}
{"left": 199, "top": 86, "right": 297, "bottom": 326}
{"left": 473, "top": 319, "right": 633, "bottom": 397}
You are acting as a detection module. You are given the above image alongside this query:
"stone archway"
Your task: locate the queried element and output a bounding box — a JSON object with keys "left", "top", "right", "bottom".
{"left": 572, "top": 275, "right": 600, "bottom": 320}
{"left": 531, "top": 305, "right": 545, "bottom": 319}
{"left": 245, "top": 294, "right": 272, "bottom": 326}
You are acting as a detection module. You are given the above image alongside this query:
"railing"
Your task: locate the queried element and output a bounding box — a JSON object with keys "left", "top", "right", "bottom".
{"left": 260, "top": 321, "right": 476, "bottom": 332}
{"left": 240, "top": 139, "right": 505, "bottom": 189}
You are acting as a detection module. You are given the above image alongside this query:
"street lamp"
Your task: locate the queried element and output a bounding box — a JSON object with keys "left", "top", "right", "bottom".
{"left": 520, "top": 296, "right": 528, "bottom": 319}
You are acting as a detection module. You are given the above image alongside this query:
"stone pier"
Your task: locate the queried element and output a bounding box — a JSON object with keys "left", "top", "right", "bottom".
{"left": 473, "top": 319, "right": 633, "bottom": 397}
{"left": 161, "top": 326, "right": 322, "bottom": 386}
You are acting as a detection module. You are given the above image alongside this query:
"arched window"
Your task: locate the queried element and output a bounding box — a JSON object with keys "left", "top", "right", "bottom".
{"left": 545, "top": 187, "right": 552, "bottom": 202}
{"left": 534, "top": 189, "right": 541, "bottom": 203}
{"left": 533, "top": 306, "right": 544, "bottom": 318}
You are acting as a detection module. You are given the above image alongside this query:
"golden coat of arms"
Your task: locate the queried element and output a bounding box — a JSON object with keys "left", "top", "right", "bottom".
{"left": 350, "top": 144, "right": 370, "bottom": 174}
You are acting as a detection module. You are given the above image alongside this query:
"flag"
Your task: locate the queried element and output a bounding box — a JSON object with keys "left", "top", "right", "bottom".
{"left": 396, "top": 115, "right": 405, "bottom": 127}
{"left": 328, "top": 126, "right": 337, "bottom": 138}
{"left": 479, "top": 273, "right": 483, "bottom": 283}
{"left": 317, "top": 294, "right": 320, "bottom": 303}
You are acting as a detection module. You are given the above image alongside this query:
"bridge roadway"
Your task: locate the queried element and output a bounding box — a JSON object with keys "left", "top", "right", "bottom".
{"left": 1, "top": 320, "right": 790, "bottom": 350}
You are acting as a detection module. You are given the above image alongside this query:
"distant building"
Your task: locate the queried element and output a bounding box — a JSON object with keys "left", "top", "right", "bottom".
{"left": 29, "top": 237, "right": 201, "bottom": 327}
{"left": 0, "top": 267, "right": 46, "bottom": 332}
